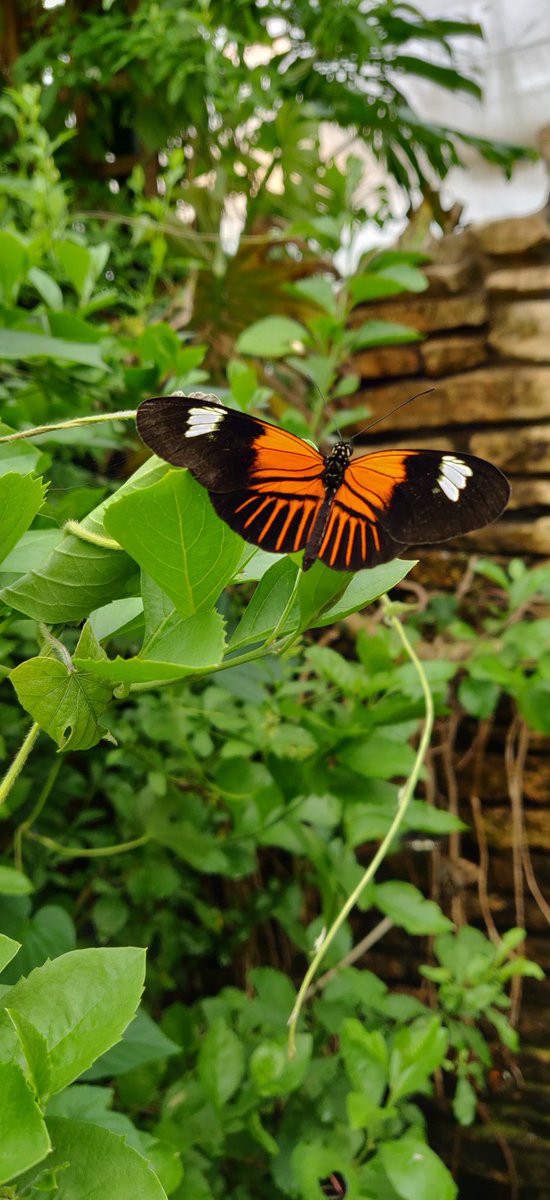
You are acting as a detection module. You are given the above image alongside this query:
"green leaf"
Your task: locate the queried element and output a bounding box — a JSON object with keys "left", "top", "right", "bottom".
{"left": 0, "top": 866, "right": 33, "bottom": 896}
{"left": 27, "top": 266, "right": 64, "bottom": 310}
{"left": 0, "top": 906, "right": 75, "bottom": 985}
{"left": 0, "top": 425, "right": 41, "bottom": 478}
{"left": 77, "top": 610, "right": 226, "bottom": 683}
{"left": 82, "top": 1008, "right": 180, "bottom": 1080}
{"left": 286, "top": 275, "right": 337, "bottom": 315}
{"left": 380, "top": 1135, "right": 457, "bottom": 1200}
{"left": 517, "top": 679, "right": 550, "bottom": 733}
{"left": 6, "top": 1009, "right": 52, "bottom": 1100}
{"left": 340, "top": 1019, "right": 388, "bottom": 1104}
{"left": 20, "top": 1117, "right": 168, "bottom": 1199}
{"left": 375, "top": 882, "right": 452, "bottom": 935}
{"left": 0, "top": 328, "right": 108, "bottom": 368}
{"left": 104, "top": 471, "right": 243, "bottom": 619}
{"left": 347, "top": 733, "right": 416, "bottom": 780}
{"left": 349, "top": 265, "right": 427, "bottom": 304}
{"left": 0, "top": 947, "right": 146, "bottom": 1094}
{"left": 0, "top": 230, "right": 28, "bottom": 301}
{"left": 0, "top": 458, "right": 170, "bottom": 623}
{"left": 453, "top": 1076, "right": 477, "bottom": 1126}
{"left": 389, "top": 1015, "right": 447, "bottom": 1102}
{"left": 0, "top": 935, "right": 21, "bottom": 974}
{"left": 236, "top": 316, "right": 309, "bottom": 357}
{"left": 198, "top": 1018, "right": 245, "bottom": 1107}
{"left": 10, "top": 627, "right": 113, "bottom": 752}
{"left": 458, "top": 677, "right": 500, "bottom": 719}
{"left": 0, "top": 1062, "right": 51, "bottom": 1186}
{"left": 250, "top": 1033, "right": 312, "bottom": 1097}
{"left": 313, "top": 558, "right": 416, "bottom": 626}
{"left": 229, "top": 558, "right": 299, "bottom": 649}
{"left": 0, "top": 473, "right": 47, "bottom": 566}
{"left": 346, "top": 320, "right": 421, "bottom": 351}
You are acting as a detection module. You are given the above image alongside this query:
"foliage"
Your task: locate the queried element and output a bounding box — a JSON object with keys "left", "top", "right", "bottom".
{"left": 0, "top": 938, "right": 180, "bottom": 1197}
{"left": 0, "top": 22, "right": 545, "bottom": 1200}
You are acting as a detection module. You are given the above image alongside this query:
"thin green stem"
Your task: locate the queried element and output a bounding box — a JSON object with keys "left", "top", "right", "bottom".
{"left": 0, "top": 723, "right": 41, "bottom": 812}
{"left": 287, "top": 595, "right": 434, "bottom": 1056}
{"left": 14, "top": 758, "right": 62, "bottom": 871}
{"left": 28, "top": 832, "right": 150, "bottom": 859}
{"left": 266, "top": 569, "right": 301, "bottom": 646}
{"left": 0, "top": 410, "right": 136, "bottom": 444}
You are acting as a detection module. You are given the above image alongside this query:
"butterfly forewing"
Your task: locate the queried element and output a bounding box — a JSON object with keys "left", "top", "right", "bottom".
{"left": 347, "top": 449, "right": 510, "bottom": 546}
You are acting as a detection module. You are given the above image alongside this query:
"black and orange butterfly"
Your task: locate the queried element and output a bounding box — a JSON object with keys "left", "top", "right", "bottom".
{"left": 319, "top": 1171, "right": 347, "bottom": 1199}
{"left": 136, "top": 393, "right": 510, "bottom": 572}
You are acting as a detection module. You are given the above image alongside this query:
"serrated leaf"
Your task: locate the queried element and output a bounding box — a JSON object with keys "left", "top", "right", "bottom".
{"left": 0, "top": 934, "right": 21, "bottom": 974}
{"left": 19, "top": 1117, "right": 167, "bottom": 1199}
{"left": 0, "top": 1062, "right": 51, "bottom": 1186}
{"left": 10, "top": 630, "right": 113, "bottom": 751}
{"left": 77, "top": 610, "right": 226, "bottom": 682}
{"left": 0, "top": 947, "right": 145, "bottom": 1094}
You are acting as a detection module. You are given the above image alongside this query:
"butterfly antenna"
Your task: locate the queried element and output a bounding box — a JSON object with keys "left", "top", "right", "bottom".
{"left": 350, "top": 387, "right": 435, "bottom": 441}
{"left": 305, "top": 374, "right": 343, "bottom": 440}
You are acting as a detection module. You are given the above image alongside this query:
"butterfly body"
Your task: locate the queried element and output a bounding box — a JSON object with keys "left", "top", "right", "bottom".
{"left": 137, "top": 393, "right": 510, "bottom": 573}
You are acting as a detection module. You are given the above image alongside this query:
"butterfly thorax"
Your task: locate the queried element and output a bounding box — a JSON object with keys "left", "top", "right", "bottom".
{"left": 322, "top": 441, "right": 353, "bottom": 492}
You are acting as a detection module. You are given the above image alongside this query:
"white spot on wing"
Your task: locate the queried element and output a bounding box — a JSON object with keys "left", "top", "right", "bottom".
{"left": 185, "top": 407, "right": 226, "bottom": 438}
{"left": 437, "top": 455, "right": 473, "bottom": 502}
{"left": 438, "top": 474, "right": 460, "bottom": 502}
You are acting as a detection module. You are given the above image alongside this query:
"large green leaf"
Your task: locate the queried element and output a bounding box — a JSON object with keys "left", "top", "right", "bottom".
{"left": 0, "top": 947, "right": 146, "bottom": 1094}
{"left": 104, "top": 471, "right": 243, "bottom": 619}
{"left": 0, "top": 473, "right": 47, "bottom": 566}
{"left": 0, "top": 935, "right": 21, "bottom": 974}
{"left": 0, "top": 1063, "right": 51, "bottom": 1186}
{"left": 0, "top": 328, "right": 108, "bottom": 367}
{"left": 82, "top": 1008, "right": 180, "bottom": 1081}
{"left": 374, "top": 882, "right": 452, "bottom": 935}
{"left": 236, "top": 316, "right": 309, "bottom": 357}
{"left": 1, "top": 458, "right": 165, "bottom": 622}
{"left": 76, "top": 610, "right": 226, "bottom": 683}
{"left": 0, "top": 425, "right": 42, "bottom": 478}
{"left": 229, "top": 559, "right": 299, "bottom": 649}
{"left": 0, "top": 866, "right": 33, "bottom": 897}
{"left": 0, "top": 230, "right": 28, "bottom": 302}
{"left": 380, "top": 1135, "right": 457, "bottom": 1200}
{"left": 310, "top": 559, "right": 416, "bottom": 626}
{"left": 20, "top": 1117, "right": 167, "bottom": 1199}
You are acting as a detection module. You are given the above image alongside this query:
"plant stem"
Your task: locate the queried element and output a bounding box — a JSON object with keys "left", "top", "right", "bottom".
{"left": 266, "top": 569, "right": 301, "bottom": 645}
{"left": 14, "top": 758, "right": 62, "bottom": 871}
{"left": 28, "top": 832, "right": 150, "bottom": 858}
{"left": 287, "top": 594, "right": 434, "bottom": 1056}
{"left": 0, "top": 723, "right": 41, "bottom": 813}
{"left": 0, "top": 410, "right": 136, "bottom": 443}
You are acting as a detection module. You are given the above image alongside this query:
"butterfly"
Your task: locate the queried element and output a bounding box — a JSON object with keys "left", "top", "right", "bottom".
{"left": 136, "top": 393, "right": 510, "bottom": 573}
